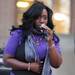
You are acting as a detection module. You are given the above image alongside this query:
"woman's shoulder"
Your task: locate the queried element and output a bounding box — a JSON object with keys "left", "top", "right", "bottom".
{"left": 10, "top": 29, "right": 22, "bottom": 34}
{"left": 8, "top": 29, "right": 23, "bottom": 45}
{"left": 10, "top": 28, "right": 23, "bottom": 39}
{"left": 10, "top": 25, "right": 23, "bottom": 35}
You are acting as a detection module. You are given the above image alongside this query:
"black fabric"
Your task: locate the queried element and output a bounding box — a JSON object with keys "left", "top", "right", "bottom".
{"left": 12, "top": 70, "right": 41, "bottom": 75}
{"left": 12, "top": 42, "right": 41, "bottom": 75}
{"left": 15, "top": 42, "right": 25, "bottom": 62}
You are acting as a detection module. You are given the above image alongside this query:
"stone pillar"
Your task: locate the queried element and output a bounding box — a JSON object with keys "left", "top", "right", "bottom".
{"left": 0, "top": 0, "right": 16, "bottom": 48}
{"left": 70, "top": 0, "right": 75, "bottom": 34}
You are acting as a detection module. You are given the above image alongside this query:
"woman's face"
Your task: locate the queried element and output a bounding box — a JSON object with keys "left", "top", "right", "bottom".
{"left": 35, "top": 9, "right": 48, "bottom": 27}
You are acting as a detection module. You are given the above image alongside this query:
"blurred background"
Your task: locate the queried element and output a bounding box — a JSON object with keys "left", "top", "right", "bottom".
{"left": 0, "top": 0, "right": 75, "bottom": 75}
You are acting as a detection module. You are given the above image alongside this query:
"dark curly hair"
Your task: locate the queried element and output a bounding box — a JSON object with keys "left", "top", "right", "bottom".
{"left": 22, "top": 1, "right": 54, "bottom": 31}
{"left": 11, "top": 1, "right": 57, "bottom": 42}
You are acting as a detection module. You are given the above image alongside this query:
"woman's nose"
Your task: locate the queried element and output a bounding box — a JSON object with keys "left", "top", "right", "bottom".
{"left": 40, "top": 18, "right": 45, "bottom": 23}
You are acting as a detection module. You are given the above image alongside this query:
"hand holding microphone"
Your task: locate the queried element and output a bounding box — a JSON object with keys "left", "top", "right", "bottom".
{"left": 40, "top": 24, "right": 53, "bottom": 42}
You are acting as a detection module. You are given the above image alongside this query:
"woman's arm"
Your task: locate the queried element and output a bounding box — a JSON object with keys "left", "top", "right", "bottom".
{"left": 3, "top": 54, "right": 42, "bottom": 73}
{"left": 3, "top": 30, "right": 29, "bottom": 70}
{"left": 48, "top": 40, "right": 62, "bottom": 68}
{"left": 3, "top": 30, "right": 42, "bottom": 73}
{"left": 42, "top": 24, "right": 62, "bottom": 68}
{"left": 3, "top": 54, "right": 29, "bottom": 70}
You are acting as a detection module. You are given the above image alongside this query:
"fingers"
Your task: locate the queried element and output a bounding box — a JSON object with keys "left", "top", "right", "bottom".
{"left": 38, "top": 63, "right": 43, "bottom": 73}
{"left": 30, "top": 62, "right": 43, "bottom": 73}
{"left": 41, "top": 24, "right": 52, "bottom": 31}
{"left": 40, "top": 24, "right": 53, "bottom": 36}
{"left": 36, "top": 61, "right": 43, "bottom": 73}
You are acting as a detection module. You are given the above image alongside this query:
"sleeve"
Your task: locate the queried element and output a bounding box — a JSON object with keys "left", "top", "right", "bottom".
{"left": 53, "top": 33, "right": 62, "bottom": 55}
{"left": 4, "top": 30, "right": 21, "bottom": 56}
{"left": 55, "top": 42, "right": 62, "bottom": 55}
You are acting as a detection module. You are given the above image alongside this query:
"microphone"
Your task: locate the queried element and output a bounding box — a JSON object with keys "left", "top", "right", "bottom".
{"left": 40, "top": 24, "right": 49, "bottom": 36}
{"left": 40, "top": 24, "right": 54, "bottom": 41}
{"left": 40, "top": 24, "right": 51, "bottom": 31}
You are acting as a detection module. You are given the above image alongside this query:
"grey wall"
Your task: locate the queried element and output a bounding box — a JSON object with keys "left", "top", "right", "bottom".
{"left": 70, "top": 0, "right": 75, "bottom": 34}
{"left": 52, "top": 35, "right": 75, "bottom": 75}
{"left": 0, "top": 0, "right": 16, "bottom": 48}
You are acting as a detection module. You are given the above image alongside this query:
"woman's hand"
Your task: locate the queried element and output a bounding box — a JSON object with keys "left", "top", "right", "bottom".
{"left": 30, "top": 62, "right": 43, "bottom": 73}
{"left": 41, "top": 24, "right": 53, "bottom": 44}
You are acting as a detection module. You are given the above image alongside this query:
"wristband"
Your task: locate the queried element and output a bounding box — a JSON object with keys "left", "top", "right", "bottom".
{"left": 50, "top": 44, "right": 55, "bottom": 49}
{"left": 28, "top": 63, "right": 31, "bottom": 71}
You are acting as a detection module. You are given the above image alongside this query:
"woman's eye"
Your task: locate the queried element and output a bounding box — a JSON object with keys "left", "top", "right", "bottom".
{"left": 42, "top": 15, "right": 48, "bottom": 20}
{"left": 43, "top": 16, "right": 48, "bottom": 20}
{"left": 37, "top": 16, "right": 48, "bottom": 20}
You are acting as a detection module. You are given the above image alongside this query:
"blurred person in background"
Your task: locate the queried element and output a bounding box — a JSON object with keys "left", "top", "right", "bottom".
{"left": 3, "top": 1, "right": 62, "bottom": 75}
